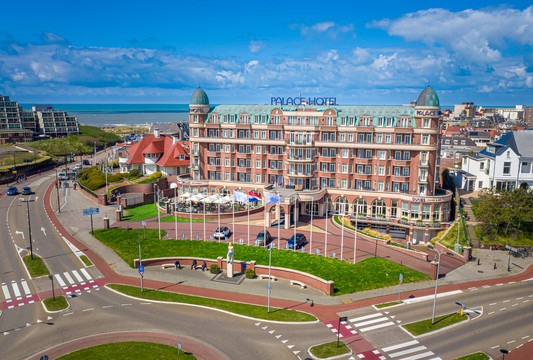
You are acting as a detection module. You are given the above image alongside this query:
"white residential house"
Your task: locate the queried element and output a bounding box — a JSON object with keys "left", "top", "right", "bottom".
{"left": 456, "top": 130, "right": 533, "bottom": 191}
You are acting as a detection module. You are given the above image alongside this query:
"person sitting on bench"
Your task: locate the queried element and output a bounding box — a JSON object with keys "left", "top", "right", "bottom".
{"left": 175, "top": 260, "right": 180, "bottom": 269}
{"left": 201, "top": 261, "right": 207, "bottom": 272}
{"left": 191, "top": 259, "right": 197, "bottom": 270}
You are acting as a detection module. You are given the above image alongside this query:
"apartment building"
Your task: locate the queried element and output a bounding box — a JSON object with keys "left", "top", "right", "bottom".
{"left": 184, "top": 87, "right": 453, "bottom": 243}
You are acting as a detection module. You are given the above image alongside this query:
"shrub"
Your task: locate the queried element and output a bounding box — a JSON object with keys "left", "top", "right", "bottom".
{"left": 85, "top": 178, "right": 106, "bottom": 191}
{"left": 209, "top": 264, "right": 221, "bottom": 274}
{"left": 108, "top": 173, "right": 124, "bottom": 183}
{"left": 148, "top": 171, "right": 162, "bottom": 180}
{"left": 108, "top": 159, "right": 119, "bottom": 168}
{"left": 245, "top": 268, "right": 255, "bottom": 278}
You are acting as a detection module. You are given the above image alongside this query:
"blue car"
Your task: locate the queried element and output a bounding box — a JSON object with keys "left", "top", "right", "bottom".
{"left": 22, "top": 187, "right": 32, "bottom": 195}
{"left": 7, "top": 187, "right": 18, "bottom": 196}
{"left": 286, "top": 233, "right": 308, "bottom": 250}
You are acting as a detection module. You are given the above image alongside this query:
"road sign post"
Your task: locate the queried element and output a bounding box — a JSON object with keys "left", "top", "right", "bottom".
{"left": 48, "top": 274, "right": 55, "bottom": 300}
{"left": 83, "top": 208, "right": 99, "bottom": 235}
{"left": 138, "top": 265, "right": 145, "bottom": 292}
{"left": 177, "top": 341, "right": 182, "bottom": 356}
{"left": 399, "top": 273, "right": 403, "bottom": 301}
{"left": 337, "top": 316, "right": 347, "bottom": 347}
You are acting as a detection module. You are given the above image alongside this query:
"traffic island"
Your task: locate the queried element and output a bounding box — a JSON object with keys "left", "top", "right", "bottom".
{"left": 453, "top": 352, "right": 490, "bottom": 360}
{"left": 23, "top": 255, "right": 50, "bottom": 277}
{"left": 308, "top": 341, "right": 351, "bottom": 359}
{"left": 56, "top": 341, "right": 196, "bottom": 359}
{"left": 79, "top": 255, "right": 93, "bottom": 266}
{"left": 374, "top": 300, "right": 404, "bottom": 309}
{"left": 402, "top": 312, "right": 468, "bottom": 336}
{"left": 107, "top": 284, "right": 318, "bottom": 323}
{"left": 43, "top": 296, "right": 69, "bottom": 312}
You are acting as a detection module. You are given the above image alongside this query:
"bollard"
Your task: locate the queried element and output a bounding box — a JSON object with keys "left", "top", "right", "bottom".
{"left": 494, "top": 263, "right": 497, "bottom": 269}
{"left": 477, "top": 258, "right": 480, "bottom": 265}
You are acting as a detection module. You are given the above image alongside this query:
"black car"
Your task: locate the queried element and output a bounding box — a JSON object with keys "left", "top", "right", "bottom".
{"left": 22, "top": 187, "right": 32, "bottom": 195}
{"left": 271, "top": 217, "right": 294, "bottom": 227}
{"left": 287, "top": 233, "right": 308, "bottom": 250}
{"left": 255, "top": 230, "right": 272, "bottom": 247}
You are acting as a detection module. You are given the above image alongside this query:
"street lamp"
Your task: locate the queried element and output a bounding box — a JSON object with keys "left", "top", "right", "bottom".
{"left": 48, "top": 274, "right": 55, "bottom": 300}
{"left": 266, "top": 243, "right": 272, "bottom": 313}
{"left": 431, "top": 248, "right": 444, "bottom": 324}
{"left": 153, "top": 183, "right": 161, "bottom": 239}
{"left": 20, "top": 198, "right": 34, "bottom": 260}
{"left": 54, "top": 168, "right": 60, "bottom": 213}
{"left": 500, "top": 349, "right": 508, "bottom": 360}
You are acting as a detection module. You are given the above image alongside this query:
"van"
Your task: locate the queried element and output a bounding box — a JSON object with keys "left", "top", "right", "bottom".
{"left": 58, "top": 172, "right": 68, "bottom": 180}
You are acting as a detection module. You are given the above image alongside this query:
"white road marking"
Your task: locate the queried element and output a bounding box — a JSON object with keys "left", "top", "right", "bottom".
{"left": 491, "top": 345, "right": 500, "bottom": 349}
{"left": 400, "top": 352, "right": 435, "bottom": 360}
{"left": 63, "top": 272, "right": 75, "bottom": 285}
{"left": 507, "top": 340, "right": 516, "bottom": 344}
{"left": 382, "top": 340, "right": 419, "bottom": 352}
{"left": 82, "top": 308, "right": 94, "bottom": 312}
{"left": 63, "top": 313, "right": 73, "bottom": 316}
{"left": 359, "top": 321, "right": 396, "bottom": 332}
{"left": 349, "top": 313, "right": 383, "bottom": 322}
{"left": 11, "top": 282, "right": 21, "bottom": 298}
{"left": 524, "top": 300, "right": 530, "bottom": 303}
{"left": 489, "top": 303, "right": 496, "bottom": 306}
{"left": 141, "top": 303, "right": 151, "bottom": 305}
{"left": 71, "top": 270, "right": 84, "bottom": 283}
{"left": 389, "top": 346, "right": 427, "bottom": 358}
{"left": 503, "top": 300, "right": 510, "bottom": 303}
{"left": 500, "top": 308, "right": 506, "bottom": 311}
{"left": 403, "top": 290, "right": 463, "bottom": 304}
{"left": 2, "top": 283, "right": 11, "bottom": 300}
{"left": 54, "top": 274, "right": 66, "bottom": 287}
{"left": 522, "top": 336, "right": 530, "bottom": 339}
{"left": 121, "top": 303, "right": 132, "bottom": 306}
{"left": 512, "top": 304, "right": 518, "bottom": 307}
{"left": 496, "top": 283, "right": 503, "bottom": 286}
{"left": 488, "top": 312, "right": 495, "bottom": 315}
{"left": 516, "top": 297, "right": 524, "bottom": 300}
{"left": 354, "top": 317, "right": 390, "bottom": 327}
{"left": 102, "top": 305, "right": 113, "bottom": 308}
{"left": 80, "top": 268, "right": 92, "bottom": 280}
{"left": 20, "top": 280, "right": 31, "bottom": 295}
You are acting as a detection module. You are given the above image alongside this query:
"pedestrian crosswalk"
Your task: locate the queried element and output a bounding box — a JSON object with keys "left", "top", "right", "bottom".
{"left": 324, "top": 319, "right": 358, "bottom": 338}
{"left": 349, "top": 312, "right": 396, "bottom": 333}
{"left": 2, "top": 279, "right": 32, "bottom": 301}
{"left": 380, "top": 340, "right": 441, "bottom": 360}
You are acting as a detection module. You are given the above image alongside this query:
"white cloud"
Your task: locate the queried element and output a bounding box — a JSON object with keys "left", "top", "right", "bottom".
{"left": 296, "top": 21, "right": 355, "bottom": 40}
{"left": 373, "top": 6, "right": 533, "bottom": 62}
{"left": 248, "top": 40, "right": 265, "bottom": 53}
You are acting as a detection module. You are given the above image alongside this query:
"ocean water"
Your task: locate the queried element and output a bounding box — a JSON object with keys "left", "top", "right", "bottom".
{"left": 21, "top": 103, "right": 190, "bottom": 127}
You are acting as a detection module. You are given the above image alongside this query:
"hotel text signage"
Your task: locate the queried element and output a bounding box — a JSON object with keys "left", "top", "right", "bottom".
{"left": 271, "top": 97, "right": 337, "bottom": 106}
{"left": 416, "top": 110, "right": 441, "bottom": 116}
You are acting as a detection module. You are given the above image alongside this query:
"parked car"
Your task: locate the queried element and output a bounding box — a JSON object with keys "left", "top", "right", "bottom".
{"left": 286, "top": 233, "right": 308, "bottom": 250}
{"left": 271, "top": 217, "right": 294, "bottom": 228}
{"left": 7, "top": 187, "right": 18, "bottom": 196}
{"left": 58, "top": 172, "right": 68, "bottom": 180}
{"left": 74, "top": 164, "right": 82, "bottom": 170}
{"left": 255, "top": 230, "right": 272, "bottom": 247}
{"left": 214, "top": 226, "right": 231, "bottom": 239}
{"left": 82, "top": 159, "right": 91, "bottom": 166}
{"left": 21, "top": 187, "right": 32, "bottom": 195}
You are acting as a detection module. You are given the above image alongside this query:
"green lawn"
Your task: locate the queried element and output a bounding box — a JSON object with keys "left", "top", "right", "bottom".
{"left": 375, "top": 301, "right": 403, "bottom": 308}
{"left": 43, "top": 296, "right": 68, "bottom": 311}
{"left": 309, "top": 341, "right": 351, "bottom": 358}
{"left": 122, "top": 203, "right": 165, "bottom": 221}
{"left": 436, "top": 223, "right": 469, "bottom": 252}
{"left": 57, "top": 341, "right": 196, "bottom": 360}
{"left": 474, "top": 224, "right": 533, "bottom": 246}
{"left": 454, "top": 353, "right": 489, "bottom": 360}
{"left": 23, "top": 255, "right": 50, "bottom": 277}
{"left": 80, "top": 255, "right": 93, "bottom": 266}
{"left": 93, "top": 228, "right": 431, "bottom": 295}
{"left": 109, "top": 284, "right": 316, "bottom": 322}
{"left": 158, "top": 215, "right": 211, "bottom": 223}
{"left": 403, "top": 313, "right": 468, "bottom": 336}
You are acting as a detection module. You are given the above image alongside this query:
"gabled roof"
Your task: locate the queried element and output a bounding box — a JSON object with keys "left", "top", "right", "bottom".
{"left": 478, "top": 130, "right": 533, "bottom": 159}
{"left": 157, "top": 141, "right": 189, "bottom": 167}
{"left": 142, "top": 140, "right": 164, "bottom": 154}
{"left": 127, "top": 134, "right": 190, "bottom": 166}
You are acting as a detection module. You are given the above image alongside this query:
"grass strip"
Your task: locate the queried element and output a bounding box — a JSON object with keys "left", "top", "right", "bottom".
{"left": 375, "top": 301, "right": 403, "bottom": 308}
{"left": 23, "top": 255, "right": 50, "bottom": 277}
{"left": 158, "top": 216, "right": 211, "bottom": 223}
{"left": 94, "top": 228, "right": 431, "bottom": 296}
{"left": 57, "top": 341, "right": 196, "bottom": 360}
{"left": 403, "top": 312, "right": 468, "bottom": 336}
{"left": 109, "top": 284, "right": 316, "bottom": 322}
{"left": 454, "top": 353, "right": 490, "bottom": 360}
{"left": 309, "top": 341, "right": 350, "bottom": 358}
{"left": 80, "top": 255, "right": 93, "bottom": 266}
{"left": 123, "top": 203, "right": 165, "bottom": 221}
{"left": 43, "top": 296, "right": 68, "bottom": 311}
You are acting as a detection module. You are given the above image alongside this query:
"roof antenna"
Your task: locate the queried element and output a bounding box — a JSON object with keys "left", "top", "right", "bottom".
{"left": 428, "top": 80, "right": 431, "bottom": 87}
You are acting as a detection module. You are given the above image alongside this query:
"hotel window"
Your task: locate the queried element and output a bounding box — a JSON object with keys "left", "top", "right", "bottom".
{"left": 395, "top": 134, "right": 402, "bottom": 144}
{"left": 364, "top": 165, "right": 371, "bottom": 174}
{"left": 341, "top": 179, "right": 347, "bottom": 188}
{"left": 364, "top": 180, "right": 371, "bottom": 190}
{"left": 393, "top": 166, "right": 400, "bottom": 176}
{"left": 348, "top": 117, "right": 355, "bottom": 126}
{"left": 322, "top": 148, "right": 328, "bottom": 157}
{"left": 422, "top": 204, "right": 431, "bottom": 220}
{"left": 342, "top": 164, "right": 348, "bottom": 173}
{"left": 422, "top": 134, "right": 429, "bottom": 145}
{"left": 331, "top": 148, "right": 336, "bottom": 157}
{"left": 391, "top": 200, "right": 398, "bottom": 218}
{"left": 379, "top": 150, "right": 386, "bottom": 160}
{"left": 402, "top": 167, "right": 409, "bottom": 176}
{"left": 403, "top": 151, "right": 410, "bottom": 160}
{"left": 211, "top": 114, "right": 219, "bottom": 123}
{"left": 404, "top": 134, "right": 411, "bottom": 144}
{"left": 225, "top": 172, "right": 230, "bottom": 181}
{"left": 356, "top": 164, "right": 363, "bottom": 174}
{"left": 420, "top": 152, "right": 428, "bottom": 165}
{"left": 326, "top": 116, "right": 335, "bottom": 125}
{"left": 255, "top": 160, "right": 261, "bottom": 168}
{"left": 366, "top": 134, "right": 372, "bottom": 143}
{"left": 342, "top": 149, "right": 349, "bottom": 158}
{"left": 423, "top": 118, "right": 430, "bottom": 128}
{"left": 377, "top": 117, "right": 384, "bottom": 127}
{"left": 503, "top": 162, "right": 511, "bottom": 175}
{"left": 376, "top": 134, "right": 383, "bottom": 143}
{"left": 261, "top": 115, "right": 267, "bottom": 124}
{"left": 273, "top": 115, "right": 280, "bottom": 124}
{"left": 392, "top": 182, "right": 399, "bottom": 193}
{"left": 261, "top": 131, "right": 266, "bottom": 139}
{"left": 385, "top": 134, "right": 391, "bottom": 143}
{"left": 254, "top": 115, "right": 260, "bottom": 123}
{"left": 341, "top": 117, "right": 347, "bottom": 126}
{"left": 378, "top": 181, "right": 384, "bottom": 191}
{"left": 410, "top": 203, "right": 420, "bottom": 219}
{"left": 329, "top": 163, "right": 336, "bottom": 172}
{"left": 347, "top": 133, "right": 353, "bottom": 142}
{"left": 193, "top": 115, "right": 199, "bottom": 123}
{"left": 339, "top": 132, "right": 346, "bottom": 142}
{"left": 209, "top": 129, "right": 214, "bottom": 137}
{"left": 358, "top": 133, "right": 364, "bottom": 143}
{"left": 329, "top": 178, "right": 335, "bottom": 188}
{"left": 193, "top": 128, "right": 198, "bottom": 137}
{"left": 386, "top": 118, "right": 393, "bottom": 127}
{"left": 400, "top": 118, "right": 409, "bottom": 127}
{"left": 225, "top": 158, "right": 230, "bottom": 167}
{"left": 361, "top": 117, "right": 371, "bottom": 126}
{"left": 254, "top": 130, "right": 259, "bottom": 139}
{"left": 255, "top": 145, "right": 261, "bottom": 154}
{"left": 432, "top": 204, "right": 441, "bottom": 221}
{"left": 255, "top": 174, "right": 261, "bottom": 183}
{"left": 230, "top": 115, "right": 235, "bottom": 123}
{"left": 229, "top": 130, "right": 235, "bottom": 138}
{"left": 366, "top": 150, "right": 372, "bottom": 158}
{"left": 379, "top": 165, "right": 385, "bottom": 176}
{"left": 401, "top": 182, "right": 409, "bottom": 193}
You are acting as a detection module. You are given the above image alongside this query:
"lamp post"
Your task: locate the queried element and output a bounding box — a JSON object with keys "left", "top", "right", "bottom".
{"left": 500, "top": 349, "right": 508, "bottom": 360}
{"left": 153, "top": 183, "right": 161, "bottom": 239}
{"left": 353, "top": 214, "right": 358, "bottom": 264}
{"left": 174, "top": 186, "right": 178, "bottom": 240}
{"left": 267, "top": 244, "right": 272, "bottom": 313}
{"left": 20, "top": 198, "right": 34, "bottom": 260}
{"left": 48, "top": 274, "right": 55, "bottom": 300}
{"left": 431, "top": 249, "right": 444, "bottom": 324}
{"left": 55, "top": 168, "right": 60, "bottom": 213}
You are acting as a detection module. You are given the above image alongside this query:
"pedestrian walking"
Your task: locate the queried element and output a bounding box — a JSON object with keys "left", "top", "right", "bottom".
{"left": 201, "top": 261, "right": 207, "bottom": 272}
{"left": 174, "top": 260, "right": 180, "bottom": 269}
{"left": 191, "top": 259, "right": 197, "bottom": 270}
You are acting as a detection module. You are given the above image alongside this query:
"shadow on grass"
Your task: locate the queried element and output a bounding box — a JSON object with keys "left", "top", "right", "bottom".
{"left": 433, "top": 313, "right": 455, "bottom": 325}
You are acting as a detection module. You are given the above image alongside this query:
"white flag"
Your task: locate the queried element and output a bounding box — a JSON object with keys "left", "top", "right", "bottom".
{"left": 265, "top": 192, "right": 280, "bottom": 204}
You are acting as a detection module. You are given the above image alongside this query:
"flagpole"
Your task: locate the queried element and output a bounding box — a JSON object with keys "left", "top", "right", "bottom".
{"left": 189, "top": 194, "right": 192, "bottom": 240}
{"left": 203, "top": 200, "right": 206, "bottom": 241}
{"left": 277, "top": 194, "right": 280, "bottom": 250}
{"left": 174, "top": 187, "right": 178, "bottom": 240}
{"left": 353, "top": 215, "right": 358, "bottom": 264}
{"left": 247, "top": 196, "right": 250, "bottom": 246}
{"left": 293, "top": 195, "right": 297, "bottom": 252}
{"left": 218, "top": 201, "right": 221, "bottom": 242}
{"left": 263, "top": 196, "right": 267, "bottom": 247}
{"left": 325, "top": 196, "right": 328, "bottom": 257}
{"left": 232, "top": 192, "right": 235, "bottom": 238}
{"left": 309, "top": 197, "right": 313, "bottom": 254}
{"left": 340, "top": 213, "right": 344, "bottom": 260}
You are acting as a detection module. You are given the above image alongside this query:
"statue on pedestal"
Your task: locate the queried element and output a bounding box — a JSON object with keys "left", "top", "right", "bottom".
{"left": 227, "top": 242, "right": 234, "bottom": 278}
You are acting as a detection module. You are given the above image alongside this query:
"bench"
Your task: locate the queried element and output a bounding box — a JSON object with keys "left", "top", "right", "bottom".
{"left": 258, "top": 274, "right": 277, "bottom": 281}
{"left": 161, "top": 263, "right": 176, "bottom": 269}
{"left": 290, "top": 280, "right": 307, "bottom": 289}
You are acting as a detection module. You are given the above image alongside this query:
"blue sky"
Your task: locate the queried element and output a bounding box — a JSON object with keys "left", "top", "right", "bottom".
{"left": 0, "top": 0, "right": 532, "bottom": 105}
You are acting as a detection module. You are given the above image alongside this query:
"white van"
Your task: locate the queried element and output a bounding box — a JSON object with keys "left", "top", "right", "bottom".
{"left": 58, "top": 172, "right": 68, "bottom": 180}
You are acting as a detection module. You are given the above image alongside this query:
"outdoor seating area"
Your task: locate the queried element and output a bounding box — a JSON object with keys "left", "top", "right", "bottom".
{"left": 163, "top": 192, "right": 260, "bottom": 215}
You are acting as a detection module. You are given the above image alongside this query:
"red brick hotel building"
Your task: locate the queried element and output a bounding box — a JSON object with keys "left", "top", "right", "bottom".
{"left": 181, "top": 87, "right": 453, "bottom": 243}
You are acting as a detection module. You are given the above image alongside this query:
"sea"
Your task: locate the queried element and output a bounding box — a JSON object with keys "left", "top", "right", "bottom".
{"left": 21, "top": 104, "right": 190, "bottom": 128}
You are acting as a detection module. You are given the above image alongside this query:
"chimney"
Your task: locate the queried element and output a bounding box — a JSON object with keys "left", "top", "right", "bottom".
{"left": 154, "top": 128, "right": 160, "bottom": 138}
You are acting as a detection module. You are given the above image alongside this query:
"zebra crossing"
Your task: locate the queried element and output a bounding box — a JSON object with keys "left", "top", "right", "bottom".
{"left": 1, "top": 279, "right": 38, "bottom": 309}
{"left": 54, "top": 268, "right": 99, "bottom": 295}
{"left": 380, "top": 340, "right": 441, "bottom": 360}
{"left": 349, "top": 312, "right": 397, "bottom": 333}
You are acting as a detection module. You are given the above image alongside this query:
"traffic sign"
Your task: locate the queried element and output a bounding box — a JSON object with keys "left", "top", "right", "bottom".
{"left": 178, "top": 342, "right": 182, "bottom": 350}
{"left": 266, "top": 286, "right": 272, "bottom": 290}
{"left": 138, "top": 265, "right": 145, "bottom": 276}
{"left": 83, "top": 207, "right": 100, "bottom": 216}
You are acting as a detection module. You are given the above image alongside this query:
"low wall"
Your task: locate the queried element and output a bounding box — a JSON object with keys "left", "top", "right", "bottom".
{"left": 385, "top": 241, "right": 429, "bottom": 261}
{"left": 135, "top": 256, "right": 335, "bottom": 295}
{"left": 434, "top": 242, "right": 468, "bottom": 263}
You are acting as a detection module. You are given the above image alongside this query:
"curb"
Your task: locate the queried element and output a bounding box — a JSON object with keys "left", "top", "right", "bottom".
{"left": 40, "top": 295, "right": 71, "bottom": 314}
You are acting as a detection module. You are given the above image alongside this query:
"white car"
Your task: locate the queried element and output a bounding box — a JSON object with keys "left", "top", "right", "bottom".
{"left": 214, "top": 226, "right": 231, "bottom": 239}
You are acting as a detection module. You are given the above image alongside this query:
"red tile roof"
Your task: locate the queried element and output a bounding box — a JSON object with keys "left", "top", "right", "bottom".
{"left": 126, "top": 134, "right": 189, "bottom": 167}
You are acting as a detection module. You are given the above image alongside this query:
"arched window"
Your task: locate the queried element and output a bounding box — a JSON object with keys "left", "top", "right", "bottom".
{"left": 354, "top": 198, "right": 367, "bottom": 216}
{"left": 335, "top": 196, "right": 349, "bottom": 215}
{"left": 219, "top": 188, "right": 230, "bottom": 196}
{"left": 372, "top": 200, "right": 386, "bottom": 217}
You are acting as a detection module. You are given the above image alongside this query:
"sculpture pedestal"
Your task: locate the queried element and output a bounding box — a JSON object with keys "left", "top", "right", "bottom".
{"left": 227, "top": 261, "right": 234, "bottom": 278}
